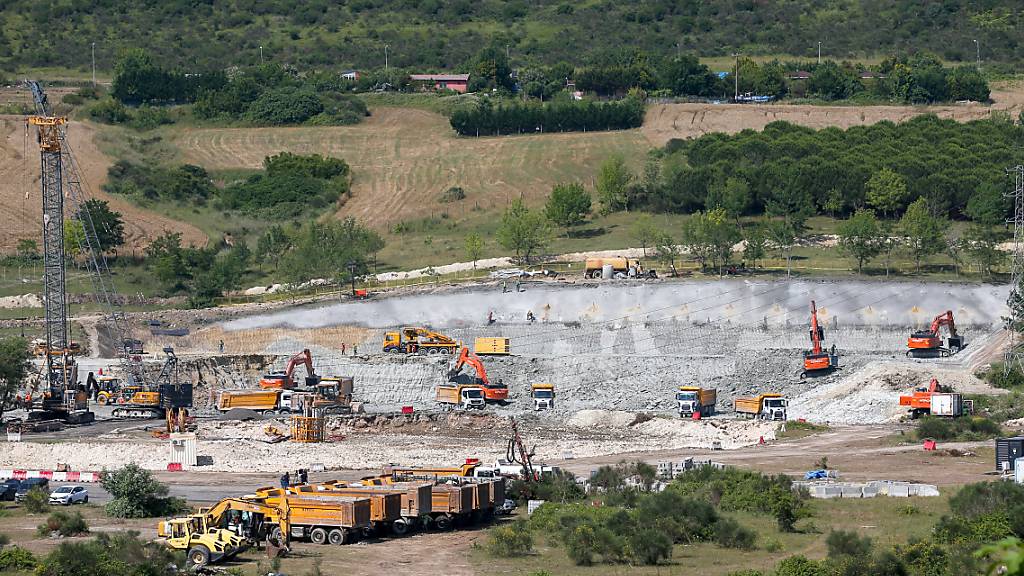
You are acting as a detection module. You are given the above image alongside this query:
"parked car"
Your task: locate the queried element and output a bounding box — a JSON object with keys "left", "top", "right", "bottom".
{"left": 0, "top": 479, "right": 20, "bottom": 501}
{"left": 14, "top": 478, "right": 49, "bottom": 503}
{"left": 49, "top": 485, "right": 88, "bottom": 506}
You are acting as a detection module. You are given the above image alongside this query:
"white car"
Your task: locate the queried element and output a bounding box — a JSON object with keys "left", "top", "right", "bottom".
{"left": 49, "top": 485, "right": 88, "bottom": 506}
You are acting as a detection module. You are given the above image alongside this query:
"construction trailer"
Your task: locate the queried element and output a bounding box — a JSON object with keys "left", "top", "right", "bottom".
{"left": 898, "top": 379, "right": 970, "bottom": 418}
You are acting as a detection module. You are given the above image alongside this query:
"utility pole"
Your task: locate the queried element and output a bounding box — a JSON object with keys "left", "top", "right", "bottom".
{"left": 974, "top": 39, "right": 980, "bottom": 69}
{"left": 385, "top": 44, "right": 389, "bottom": 71}
{"left": 1005, "top": 165, "right": 1024, "bottom": 376}
{"left": 733, "top": 53, "right": 739, "bottom": 100}
{"left": 91, "top": 42, "right": 96, "bottom": 87}
{"left": 817, "top": 41, "right": 821, "bottom": 65}
{"left": 259, "top": 45, "right": 264, "bottom": 65}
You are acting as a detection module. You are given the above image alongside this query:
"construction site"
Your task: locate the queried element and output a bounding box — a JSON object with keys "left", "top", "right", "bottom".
{"left": 2, "top": 81, "right": 1023, "bottom": 575}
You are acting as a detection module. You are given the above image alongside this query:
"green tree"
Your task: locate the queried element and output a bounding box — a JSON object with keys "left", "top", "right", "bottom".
{"left": 63, "top": 220, "right": 86, "bottom": 259}
{"left": 866, "top": 168, "right": 908, "bottom": 218}
{"left": 487, "top": 519, "right": 533, "bottom": 557}
{"left": 464, "top": 232, "right": 484, "bottom": 270}
{"left": 654, "top": 233, "right": 681, "bottom": 276}
{"left": 632, "top": 214, "right": 659, "bottom": 257}
{"left": 681, "top": 208, "right": 739, "bottom": 275}
{"left": 0, "top": 337, "right": 31, "bottom": 423}
{"left": 767, "top": 220, "right": 797, "bottom": 277}
{"left": 743, "top": 223, "right": 768, "bottom": 268}
{"left": 545, "top": 182, "right": 592, "bottom": 233}
{"left": 16, "top": 239, "right": 38, "bottom": 260}
{"left": 706, "top": 177, "right": 750, "bottom": 225}
{"left": 277, "top": 218, "right": 383, "bottom": 283}
{"left": 837, "top": 209, "right": 883, "bottom": 274}
{"left": 900, "top": 197, "right": 945, "bottom": 273}
{"left": 101, "top": 463, "right": 182, "bottom": 518}
{"left": 145, "top": 232, "right": 188, "bottom": 292}
{"left": 596, "top": 156, "right": 633, "bottom": 214}
{"left": 966, "top": 225, "right": 1004, "bottom": 277}
{"left": 497, "top": 200, "right": 551, "bottom": 263}
{"left": 255, "top": 225, "right": 291, "bottom": 271}
{"left": 81, "top": 199, "right": 125, "bottom": 251}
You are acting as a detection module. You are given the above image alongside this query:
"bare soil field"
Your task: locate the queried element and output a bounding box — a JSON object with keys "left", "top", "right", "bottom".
{"left": 0, "top": 115, "right": 207, "bottom": 252}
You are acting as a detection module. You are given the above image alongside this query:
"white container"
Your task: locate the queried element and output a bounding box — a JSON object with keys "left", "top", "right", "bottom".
{"left": 930, "top": 393, "right": 962, "bottom": 417}
{"left": 168, "top": 433, "right": 198, "bottom": 469}
{"left": 527, "top": 499, "right": 546, "bottom": 515}
{"left": 601, "top": 264, "right": 614, "bottom": 279}
{"left": 1015, "top": 458, "right": 1024, "bottom": 484}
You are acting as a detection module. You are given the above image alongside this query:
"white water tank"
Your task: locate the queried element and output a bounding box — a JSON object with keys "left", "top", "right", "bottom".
{"left": 601, "top": 264, "right": 614, "bottom": 279}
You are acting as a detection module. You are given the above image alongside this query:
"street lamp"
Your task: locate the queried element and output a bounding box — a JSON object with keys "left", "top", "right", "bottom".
{"left": 91, "top": 42, "right": 96, "bottom": 87}
{"left": 259, "top": 45, "right": 264, "bottom": 65}
{"left": 974, "top": 39, "right": 980, "bottom": 69}
{"left": 733, "top": 53, "right": 740, "bottom": 100}
{"left": 817, "top": 41, "right": 821, "bottom": 65}
{"left": 384, "top": 44, "right": 389, "bottom": 70}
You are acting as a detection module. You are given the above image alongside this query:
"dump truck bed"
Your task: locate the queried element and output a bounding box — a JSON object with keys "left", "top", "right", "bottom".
{"left": 294, "top": 488, "right": 402, "bottom": 523}
{"left": 430, "top": 485, "right": 474, "bottom": 515}
{"left": 216, "top": 390, "right": 278, "bottom": 412}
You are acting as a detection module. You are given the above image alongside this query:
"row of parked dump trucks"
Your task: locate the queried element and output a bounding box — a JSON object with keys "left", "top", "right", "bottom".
{"left": 158, "top": 462, "right": 529, "bottom": 567}
{"left": 675, "top": 386, "right": 789, "bottom": 421}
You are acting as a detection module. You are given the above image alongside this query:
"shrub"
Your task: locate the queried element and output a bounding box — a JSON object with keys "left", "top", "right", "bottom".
{"left": 762, "top": 538, "right": 784, "bottom": 552}
{"left": 102, "top": 463, "right": 185, "bottom": 518}
{"left": 714, "top": 516, "right": 757, "bottom": 550}
{"left": 626, "top": 527, "right": 672, "bottom": 564}
{"left": 23, "top": 486, "right": 51, "bottom": 513}
{"left": 826, "top": 530, "right": 873, "bottom": 558}
{"left": 487, "top": 519, "right": 533, "bottom": 557}
{"left": 36, "top": 531, "right": 176, "bottom": 576}
{"left": 87, "top": 98, "right": 131, "bottom": 124}
{"left": 245, "top": 86, "right": 324, "bottom": 125}
{"left": 450, "top": 97, "right": 645, "bottom": 136}
{"left": 950, "top": 481, "right": 1024, "bottom": 519}
{"left": 980, "top": 363, "right": 1024, "bottom": 389}
{"left": 439, "top": 186, "right": 467, "bottom": 203}
{"left": 774, "top": 555, "right": 829, "bottom": 576}
{"left": 0, "top": 546, "right": 37, "bottom": 570}
{"left": 128, "top": 105, "right": 173, "bottom": 131}
{"left": 915, "top": 416, "right": 1001, "bottom": 441}
{"left": 37, "top": 510, "right": 89, "bottom": 537}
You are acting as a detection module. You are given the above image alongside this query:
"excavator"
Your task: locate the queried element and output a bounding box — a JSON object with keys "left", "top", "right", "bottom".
{"left": 801, "top": 300, "right": 837, "bottom": 378}
{"left": 383, "top": 327, "right": 459, "bottom": 355}
{"left": 907, "top": 311, "right": 964, "bottom": 357}
{"left": 898, "top": 378, "right": 969, "bottom": 419}
{"left": 447, "top": 347, "right": 508, "bottom": 402}
{"left": 159, "top": 497, "right": 291, "bottom": 567}
{"left": 260, "top": 349, "right": 319, "bottom": 389}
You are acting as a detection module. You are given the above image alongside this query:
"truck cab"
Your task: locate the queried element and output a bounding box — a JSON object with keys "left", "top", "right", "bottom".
{"left": 763, "top": 397, "right": 787, "bottom": 421}
{"left": 460, "top": 387, "right": 485, "bottom": 409}
{"left": 531, "top": 383, "right": 555, "bottom": 411}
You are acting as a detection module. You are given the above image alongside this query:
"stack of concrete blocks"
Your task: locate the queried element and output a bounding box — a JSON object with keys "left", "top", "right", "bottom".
{"left": 795, "top": 480, "right": 939, "bottom": 499}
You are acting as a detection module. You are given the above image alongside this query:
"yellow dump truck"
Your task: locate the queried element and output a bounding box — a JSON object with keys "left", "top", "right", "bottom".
{"left": 676, "top": 386, "right": 716, "bottom": 417}
{"left": 428, "top": 484, "right": 476, "bottom": 530}
{"left": 734, "top": 393, "right": 787, "bottom": 421}
{"left": 216, "top": 389, "right": 292, "bottom": 413}
{"left": 531, "top": 383, "right": 555, "bottom": 410}
{"left": 291, "top": 486, "right": 401, "bottom": 536}
{"left": 584, "top": 257, "right": 654, "bottom": 279}
{"left": 253, "top": 488, "right": 372, "bottom": 545}
{"left": 319, "top": 481, "right": 433, "bottom": 535}
{"left": 436, "top": 384, "right": 486, "bottom": 410}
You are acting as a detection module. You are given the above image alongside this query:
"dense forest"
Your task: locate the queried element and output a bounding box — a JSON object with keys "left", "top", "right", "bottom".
{"left": 1, "top": 1, "right": 1021, "bottom": 72}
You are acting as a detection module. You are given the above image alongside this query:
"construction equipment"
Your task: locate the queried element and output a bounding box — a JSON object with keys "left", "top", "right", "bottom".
{"left": 25, "top": 82, "right": 149, "bottom": 411}
{"left": 159, "top": 496, "right": 293, "bottom": 566}
{"left": 584, "top": 257, "right": 656, "bottom": 279}
{"left": 289, "top": 485, "right": 402, "bottom": 535}
{"left": 734, "top": 393, "right": 787, "bottom": 421}
{"left": 676, "top": 386, "right": 716, "bottom": 418}
{"left": 106, "top": 348, "right": 193, "bottom": 419}
{"left": 506, "top": 417, "right": 536, "bottom": 480}
{"left": 474, "top": 337, "right": 511, "bottom": 356}
{"left": 435, "top": 383, "right": 486, "bottom": 409}
{"left": 907, "top": 310, "right": 964, "bottom": 357}
{"left": 309, "top": 482, "right": 432, "bottom": 535}
{"left": 447, "top": 347, "right": 508, "bottom": 402}
{"left": 157, "top": 515, "right": 249, "bottom": 567}
{"left": 531, "top": 383, "right": 555, "bottom": 410}
{"left": 253, "top": 488, "right": 372, "bottom": 545}
{"left": 802, "top": 300, "right": 838, "bottom": 377}
{"left": 382, "top": 327, "right": 459, "bottom": 355}
{"left": 260, "top": 349, "right": 318, "bottom": 389}
{"left": 219, "top": 376, "right": 351, "bottom": 415}
{"left": 217, "top": 389, "right": 295, "bottom": 414}
{"left": 898, "top": 378, "right": 970, "bottom": 419}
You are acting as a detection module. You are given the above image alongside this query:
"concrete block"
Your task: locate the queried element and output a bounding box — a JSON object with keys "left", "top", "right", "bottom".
{"left": 841, "top": 485, "right": 864, "bottom": 498}
{"left": 862, "top": 486, "right": 879, "bottom": 498}
{"left": 911, "top": 484, "right": 939, "bottom": 497}
{"left": 889, "top": 484, "right": 910, "bottom": 497}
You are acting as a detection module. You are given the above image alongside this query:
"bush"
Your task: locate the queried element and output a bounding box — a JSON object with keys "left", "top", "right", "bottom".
{"left": 916, "top": 416, "right": 1002, "bottom": 441}
{"left": 245, "top": 86, "right": 324, "bottom": 125}
{"left": 439, "top": 187, "right": 467, "bottom": 203}
{"left": 23, "top": 486, "right": 50, "bottom": 513}
{"left": 35, "top": 531, "right": 176, "bottom": 576}
{"left": 87, "top": 98, "right": 131, "bottom": 124}
{"left": 487, "top": 519, "right": 533, "bottom": 557}
{"left": 101, "top": 463, "right": 185, "bottom": 518}
{"left": 951, "top": 482, "right": 1024, "bottom": 519}
{"left": 37, "top": 510, "right": 89, "bottom": 537}
{"left": 714, "top": 516, "right": 757, "bottom": 550}
{"left": 980, "top": 363, "right": 1024, "bottom": 390}
{"left": 626, "top": 527, "right": 672, "bottom": 564}
{"left": 774, "top": 555, "right": 828, "bottom": 576}
{"left": 128, "top": 105, "right": 173, "bottom": 130}
{"left": 826, "top": 530, "right": 872, "bottom": 558}
{"left": 0, "top": 546, "right": 37, "bottom": 570}
{"left": 450, "top": 97, "right": 645, "bottom": 136}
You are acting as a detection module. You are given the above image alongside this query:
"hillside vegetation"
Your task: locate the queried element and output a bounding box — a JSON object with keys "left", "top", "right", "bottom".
{"left": 2, "top": 1, "right": 1022, "bottom": 72}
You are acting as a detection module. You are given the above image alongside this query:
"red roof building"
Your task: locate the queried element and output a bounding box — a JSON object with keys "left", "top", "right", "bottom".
{"left": 409, "top": 73, "right": 471, "bottom": 93}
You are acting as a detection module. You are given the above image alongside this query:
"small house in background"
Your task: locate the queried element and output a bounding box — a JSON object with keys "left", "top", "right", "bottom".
{"left": 409, "top": 73, "right": 471, "bottom": 93}
{"left": 565, "top": 81, "right": 583, "bottom": 101}
{"left": 787, "top": 70, "right": 812, "bottom": 80}
{"left": 859, "top": 70, "right": 887, "bottom": 80}
{"left": 341, "top": 70, "right": 360, "bottom": 81}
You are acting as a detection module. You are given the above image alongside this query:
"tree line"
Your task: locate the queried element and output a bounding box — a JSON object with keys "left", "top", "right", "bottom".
{"left": 449, "top": 96, "right": 645, "bottom": 136}
{"left": 4, "top": 1, "right": 1023, "bottom": 73}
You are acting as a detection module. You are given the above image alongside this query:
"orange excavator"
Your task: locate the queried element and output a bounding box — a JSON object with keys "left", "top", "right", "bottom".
{"left": 801, "top": 300, "right": 837, "bottom": 378}
{"left": 259, "top": 349, "right": 318, "bottom": 389}
{"left": 447, "top": 347, "right": 508, "bottom": 403}
{"left": 907, "top": 311, "right": 964, "bottom": 357}
{"left": 898, "top": 378, "right": 967, "bottom": 419}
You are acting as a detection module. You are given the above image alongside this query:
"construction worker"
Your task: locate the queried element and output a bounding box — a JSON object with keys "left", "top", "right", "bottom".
{"left": 341, "top": 343, "right": 347, "bottom": 355}
{"left": 526, "top": 311, "right": 536, "bottom": 323}
{"left": 219, "top": 340, "right": 225, "bottom": 353}
{"left": 280, "top": 471, "right": 290, "bottom": 488}
{"left": 299, "top": 469, "right": 308, "bottom": 484}
{"left": 488, "top": 311, "right": 495, "bottom": 325}
{"left": 501, "top": 280, "right": 507, "bottom": 293}
{"left": 86, "top": 372, "right": 97, "bottom": 401}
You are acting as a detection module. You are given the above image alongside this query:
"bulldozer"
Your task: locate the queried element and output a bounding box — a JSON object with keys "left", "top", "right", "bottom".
{"left": 801, "top": 300, "right": 838, "bottom": 378}
{"left": 907, "top": 311, "right": 964, "bottom": 357}
{"left": 260, "top": 349, "right": 319, "bottom": 389}
{"left": 447, "top": 347, "right": 508, "bottom": 402}
{"left": 383, "top": 327, "right": 459, "bottom": 355}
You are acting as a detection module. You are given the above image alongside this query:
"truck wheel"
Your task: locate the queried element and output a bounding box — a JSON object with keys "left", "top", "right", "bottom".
{"left": 310, "top": 527, "right": 328, "bottom": 545}
{"left": 435, "top": 515, "right": 453, "bottom": 531}
{"left": 392, "top": 519, "right": 410, "bottom": 536}
{"left": 328, "top": 529, "right": 346, "bottom": 545}
{"left": 386, "top": 347, "right": 400, "bottom": 354}
{"left": 187, "top": 545, "right": 211, "bottom": 567}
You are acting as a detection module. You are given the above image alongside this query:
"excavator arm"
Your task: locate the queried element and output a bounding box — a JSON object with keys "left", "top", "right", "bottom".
{"left": 930, "top": 311, "right": 957, "bottom": 337}
{"left": 808, "top": 300, "right": 824, "bottom": 355}
{"left": 448, "top": 347, "right": 489, "bottom": 386}
{"left": 285, "top": 349, "right": 316, "bottom": 385}
{"left": 205, "top": 498, "right": 290, "bottom": 548}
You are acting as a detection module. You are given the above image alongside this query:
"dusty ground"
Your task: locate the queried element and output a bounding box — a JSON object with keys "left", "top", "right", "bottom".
{"left": 0, "top": 115, "right": 207, "bottom": 252}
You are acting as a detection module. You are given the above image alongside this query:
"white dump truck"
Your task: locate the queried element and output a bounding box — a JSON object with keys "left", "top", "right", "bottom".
{"left": 531, "top": 383, "right": 555, "bottom": 411}
{"left": 436, "top": 384, "right": 486, "bottom": 410}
